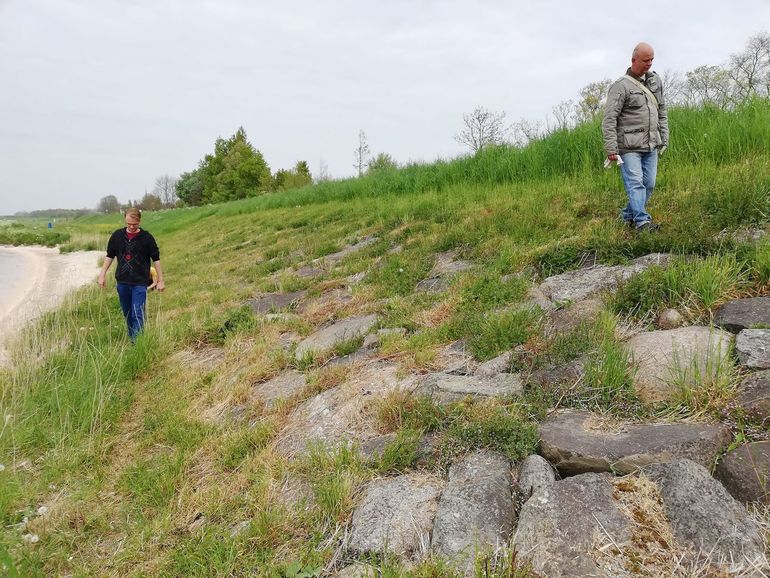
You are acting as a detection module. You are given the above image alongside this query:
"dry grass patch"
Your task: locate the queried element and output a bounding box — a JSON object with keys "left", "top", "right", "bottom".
{"left": 415, "top": 297, "right": 458, "bottom": 328}
{"left": 595, "top": 474, "right": 744, "bottom": 577}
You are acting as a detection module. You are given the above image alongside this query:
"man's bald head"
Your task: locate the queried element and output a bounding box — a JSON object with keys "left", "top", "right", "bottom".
{"left": 631, "top": 42, "right": 655, "bottom": 76}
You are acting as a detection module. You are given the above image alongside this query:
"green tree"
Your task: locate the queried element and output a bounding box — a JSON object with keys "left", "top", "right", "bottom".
{"left": 197, "top": 127, "right": 271, "bottom": 203}
{"left": 96, "top": 195, "right": 121, "bottom": 213}
{"left": 137, "top": 192, "right": 163, "bottom": 211}
{"left": 366, "top": 152, "right": 398, "bottom": 174}
{"left": 176, "top": 168, "right": 205, "bottom": 206}
{"left": 273, "top": 160, "right": 313, "bottom": 191}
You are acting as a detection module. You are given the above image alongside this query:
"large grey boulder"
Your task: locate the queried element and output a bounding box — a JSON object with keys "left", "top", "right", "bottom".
{"left": 246, "top": 290, "right": 307, "bottom": 313}
{"left": 411, "top": 373, "right": 523, "bottom": 405}
{"left": 714, "top": 297, "right": 770, "bottom": 333}
{"left": 735, "top": 369, "right": 770, "bottom": 424}
{"left": 539, "top": 253, "right": 669, "bottom": 303}
{"left": 736, "top": 329, "right": 770, "bottom": 368}
{"left": 516, "top": 454, "right": 556, "bottom": 501}
{"left": 348, "top": 474, "right": 444, "bottom": 560}
{"left": 431, "top": 451, "right": 515, "bottom": 571}
{"left": 539, "top": 410, "right": 730, "bottom": 476}
{"left": 250, "top": 371, "right": 307, "bottom": 409}
{"left": 513, "top": 473, "right": 630, "bottom": 578}
{"left": 294, "top": 315, "right": 377, "bottom": 360}
{"left": 644, "top": 459, "right": 768, "bottom": 574}
{"left": 625, "top": 326, "right": 733, "bottom": 402}
{"left": 715, "top": 441, "right": 770, "bottom": 505}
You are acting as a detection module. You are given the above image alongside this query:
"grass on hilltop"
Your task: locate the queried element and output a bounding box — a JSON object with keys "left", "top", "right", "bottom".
{"left": 1, "top": 99, "right": 769, "bottom": 576}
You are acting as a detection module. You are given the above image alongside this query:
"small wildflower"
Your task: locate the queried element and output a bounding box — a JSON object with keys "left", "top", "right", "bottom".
{"left": 398, "top": 268, "right": 404, "bottom": 273}
{"left": 36, "top": 506, "right": 49, "bottom": 516}
{"left": 22, "top": 533, "right": 39, "bottom": 543}
{"left": 0, "top": 464, "right": 5, "bottom": 472}
{"left": 48, "top": 483, "right": 57, "bottom": 490}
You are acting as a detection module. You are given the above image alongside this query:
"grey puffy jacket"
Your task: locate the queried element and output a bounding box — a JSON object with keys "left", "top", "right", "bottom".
{"left": 602, "top": 71, "right": 669, "bottom": 156}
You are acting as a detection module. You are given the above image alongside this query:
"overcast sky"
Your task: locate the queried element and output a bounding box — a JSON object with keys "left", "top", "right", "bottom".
{"left": 1, "top": 0, "right": 768, "bottom": 214}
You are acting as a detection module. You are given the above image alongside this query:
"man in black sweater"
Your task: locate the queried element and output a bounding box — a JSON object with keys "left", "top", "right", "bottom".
{"left": 97, "top": 208, "right": 165, "bottom": 341}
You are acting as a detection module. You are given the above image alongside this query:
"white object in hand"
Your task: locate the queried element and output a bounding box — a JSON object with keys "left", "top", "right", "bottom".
{"left": 603, "top": 156, "right": 624, "bottom": 169}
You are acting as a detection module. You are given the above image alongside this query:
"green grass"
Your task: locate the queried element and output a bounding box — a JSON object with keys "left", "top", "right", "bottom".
{"left": 2, "top": 99, "right": 770, "bottom": 575}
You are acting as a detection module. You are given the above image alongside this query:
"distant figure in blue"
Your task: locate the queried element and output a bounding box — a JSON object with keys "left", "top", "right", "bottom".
{"left": 97, "top": 208, "right": 165, "bottom": 341}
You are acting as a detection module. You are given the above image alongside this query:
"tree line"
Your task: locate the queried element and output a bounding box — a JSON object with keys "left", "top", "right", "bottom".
{"left": 94, "top": 31, "right": 767, "bottom": 213}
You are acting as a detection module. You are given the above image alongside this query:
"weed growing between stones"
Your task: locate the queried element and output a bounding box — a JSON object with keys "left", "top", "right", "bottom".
{"left": 372, "top": 428, "right": 423, "bottom": 474}
{"left": 375, "top": 390, "right": 447, "bottom": 433}
{"left": 669, "top": 339, "right": 738, "bottom": 417}
{"left": 612, "top": 254, "right": 751, "bottom": 322}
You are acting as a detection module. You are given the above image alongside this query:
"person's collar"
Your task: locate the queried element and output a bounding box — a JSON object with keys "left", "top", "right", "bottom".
{"left": 626, "top": 67, "right": 646, "bottom": 81}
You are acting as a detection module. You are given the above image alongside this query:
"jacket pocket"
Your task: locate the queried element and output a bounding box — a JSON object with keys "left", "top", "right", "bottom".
{"left": 622, "top": 127, "right": 646, "bottom": 150}
{"left": 627, "top": 90, "right": 646, "bottom": 109}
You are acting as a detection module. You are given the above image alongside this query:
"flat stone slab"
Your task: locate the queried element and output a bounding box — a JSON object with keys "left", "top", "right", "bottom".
{"left": 275, "top": 362, "right": 417, "bottom": 457}
{"left": 644, "top": 459, "right": 768, "bottom": 574}
{"left": 736, "top": 329, "right": 770, "bottom": 368}
{"left": 714, "top": 297, "right": 770, "bottom": 333}
{"left": 539, "top": 410, "right": 731, "bottom": 476}
{"left": 545, "top": 298, "right": 603, "bottom": 336}
{"left": 475, "top": 351, "right": 512, "bottom": 377}
{"left": 294, "top": 264, "right": 325, "bottom": 279}
{"left": 715, "top": 441, "right": 770, "bottom": 505}
{"left": 411, "top": 373, "right": 523, "bottom": 405}
{"left": 246, "top": 290, "right": 307, "bottom": 313}
{"left": 250, "top": 371, "right": 307, "bottom": 409}
{"left": 295, "top": 314, "right": 377, "bottom": 360}
{"left": 362, "top": 327, "right": 407, "bottom": 351}
{"left": 735, "top": 369, "right": 770, "bottom": 424}
{"left": 315, "top": 236, "right": 377, "bottom": 265}
{"left": 513, "top": 472, "right": 631, "bottom": 578}
{"left": 625, "top": 326, "right": 733, "bottom": 402}
{"left": 431, "top": 450, "right": 514, "bottom": 568}
{"left": 430, "top": 250, "right": 473, "bottom": 277}
{"left": 415, "top": 276, "right": 449, "bottom": 293}
{"left": 539, "top": 253, "right": 670, "bottom": 303}
{"left": 348, "top": 473, "right": 444, "bottom": 560}
{"left": 432, "top": 340, "right": 478, "bottom": 375}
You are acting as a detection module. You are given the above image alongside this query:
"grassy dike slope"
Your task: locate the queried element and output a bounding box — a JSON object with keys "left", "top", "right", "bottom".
{"left": 2, "top": 100, "right": 770, "bottom": 576}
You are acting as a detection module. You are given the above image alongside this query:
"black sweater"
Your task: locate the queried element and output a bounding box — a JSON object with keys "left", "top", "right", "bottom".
{"left": 106, "top": 229, "right": 160, "bottom": 286}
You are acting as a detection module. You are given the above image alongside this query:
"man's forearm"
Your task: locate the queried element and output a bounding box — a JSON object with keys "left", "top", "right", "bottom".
{"left": 153, "top": 260, "right": 164, "bottom": 282}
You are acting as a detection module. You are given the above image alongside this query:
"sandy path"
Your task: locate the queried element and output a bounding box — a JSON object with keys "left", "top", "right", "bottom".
{"left": 0, "top": 246, "right": 103, "bottom": 366}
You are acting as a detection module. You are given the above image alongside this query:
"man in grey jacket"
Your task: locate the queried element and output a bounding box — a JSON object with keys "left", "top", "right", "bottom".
{"left": 602, "top": 42, "right": 669, "bottom": 231}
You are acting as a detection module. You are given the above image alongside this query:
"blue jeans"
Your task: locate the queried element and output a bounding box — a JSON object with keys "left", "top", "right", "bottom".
{"left": 116, "top": 283, "right": 147, "bottom": 341}
{"left": 620, "top": 150, "right": 658, "bottom": 227}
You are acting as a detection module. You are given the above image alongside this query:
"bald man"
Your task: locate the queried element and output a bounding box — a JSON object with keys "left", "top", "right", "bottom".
{"left": 602, "top": 42, "right": 669, "bottom": 231}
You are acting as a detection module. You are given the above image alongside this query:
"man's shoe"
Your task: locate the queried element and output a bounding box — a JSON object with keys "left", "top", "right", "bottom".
{"left": 636, "top": 221, "right": 661, "bottom": 232}
{"left": 623, "top": 219, "right": 635, "bottom": 228}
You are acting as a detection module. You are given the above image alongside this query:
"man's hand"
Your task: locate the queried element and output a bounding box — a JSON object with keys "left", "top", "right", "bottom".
{"left": 659, "top": 145, "right": 667, "bottom": 156}
{"left": 155, "top": 280, "right": 165, "bottom": 292}
{"left": 607, "top": 153, "right": 619, "bottom": 161}
{"left": 97, "top": 274, "right": 106, "bottom": 288}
